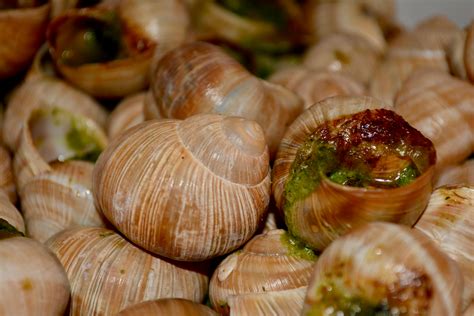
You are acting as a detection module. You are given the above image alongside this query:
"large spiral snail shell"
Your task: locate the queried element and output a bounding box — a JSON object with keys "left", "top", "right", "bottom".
{"left": 149, "top": 41, "right": 303, "bottom": 156}
{"left": 209, "top": 229, "right": 316, "bottom": 315}
{"left": 117, "top": 299, "right": 218, "bottom": 316}
{"left": 273, "top": 96, "right": 436, "bottom": 251}
{"left": 94, "top": 114, "right": 271, "bottom": 261}
{"left": 46, "top": 227, "right": 209, "bottom": 315}
{"left": 303, "top": 222, "right": 463, "bottom": 315}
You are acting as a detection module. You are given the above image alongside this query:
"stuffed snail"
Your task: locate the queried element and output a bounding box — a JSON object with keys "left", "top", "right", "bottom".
{"left": 273, "top": 96, "right": 436, "bottom": 251}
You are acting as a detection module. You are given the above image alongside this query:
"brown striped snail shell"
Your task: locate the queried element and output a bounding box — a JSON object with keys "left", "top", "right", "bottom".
{"left": 13, "top": 107, "right": 108, "bottom": 192}
{"left": 3, "top": 45, "right": 107, "bottom": 152}
{"left": 107, "top": 91, "right": 145, "bottom": 140}
{"left": 93, "top": 114, "right": 271, "bottom": 261}
{"left": 0, "top": 2, "right": 49, "bottom": 79}
{"left": 117, "top": 299, "right": 218, "bottom": 316}
{"left": 0, "top": 145, "right": 16, "bottom": 203}
{"left": 0, "top": 226, "right": 70, "bottom": 316}
{"left": 269, "top": 66, "right": 365, "bottom": 110}
{"left": 303, "top": 222, "right": 463, "bottom": 316}
{"left": 395, "top": 68, "right": 474, "bottom": 173}
{"left": 21, "top": 160, "right": 108, "bottom": 243}
{"left": 303, "top": 33, "right": 380, "bottom": 86}
{"left": 209, "top": 229, "right": 316, "bottom": 315}
{"left": 46, "top": 227, "right": 209, "bottom": 316}
{"left": 0, "top": 191, "right": 24, "bottom": 234}
{"left": 415, "top": 186, "right": 474, "bottom": 310}
{"left": 273, "top": 96, "right": 436, "bottom": 251}
{"left": 149, "top": 41, "right": 303, "bottom": 156}
{"left": 436, "top": 159, "right": 474, "bottom": 187}
{"left": 465, "top": 20, "right": 474, "bottom": 82}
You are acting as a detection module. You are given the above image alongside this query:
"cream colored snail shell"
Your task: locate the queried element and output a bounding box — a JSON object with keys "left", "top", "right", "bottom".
{"left": 416, "top": 186, "right": 474, "bottom": 310}
{"left": 93, "top": 114, "right": 271, "bottom": 261}
{"left": 0, "top": 227, "right": 70, "bottom": 316}
{"left": 209, "top": 229, "right": 316, "bottom": 315}
{"left": 107, "top": 91, "right": 145, "bottom": 140}
{"left": 303, "top": 222, "right": 463, "bottom": 315}
{"left": 117, "top": 299, "right": 218, "bottom": 316}
{"left": 46, "top": 227, "right": 209, "bottom": 316}
{"left": 273, "top": 96, "right": 436, "bottom": 251}
{"left": 436, "top": 159, "right": 474, "bottom": 187}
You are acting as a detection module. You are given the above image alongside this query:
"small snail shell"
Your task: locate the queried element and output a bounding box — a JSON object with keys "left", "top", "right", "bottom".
{"left": 466, "top": 21, "right": 474, "bottom": 82}
{"left": 46, "top": 227, "right": 209, "bottom": 316}
{"left": 269, "top": 66, "right": 365, "bottom": 110}
{"left": 0, "top": 191, "right": 24, "bottom": 234}
{"left": 149, "top": 42, "right": 303, "bottom": 156}
{"left": 0, "top": 229, "right": 70, "bottom": 316}
{"left": 395, "top": 69, "right": 474, "bottom": 173}
{"left": 94, "top": 114, "right": 271, "bottom": 261}
{"left": 304, "top": 0, "right": 386, "bottom": 52}
{"left": 303, "top": 222, "right": 463, "bottom": 315}
{"left": 436, "top": 159, "right": 474, "bottom": 187}
{"left": 21, "top": 160, "right": 108, "bottom": 243}
{"left": 273, "top": 96, "right": 436, "bottom": 251}
{"left": 107, "top": 92, "right": 145, "bottom": 140}
{"left": 0, "top": 145, "right": 16, "bottom": 203}
{"left": 0, "top": 3, "right": 49, "bottom": 79}
{"left": 303, "top": 33, "right": 380, "bottom": 86}
{"left": 415, "top": 186, "right": 474, "bottom": 310}
{"left": 209, "top": 229, "right": 316, "bottom": 315}
{"left": 3, "top": 45, "right": 107, "bottom": 152}
{"left": 117, "top": 299, "right": 218, "bottom": 316}
{"left": 13, "top": 107, "right": 108, "bottom": 192}
{"left": 143, "top": 89, "right": 161, "bottom": 120}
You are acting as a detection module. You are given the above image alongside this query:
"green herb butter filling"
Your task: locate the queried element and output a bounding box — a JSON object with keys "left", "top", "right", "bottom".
{"left": 0, "top": 218, "right": 23, "bottom": 239}
{"left": 280, "top": 231, "right": 317, "bottom": 261}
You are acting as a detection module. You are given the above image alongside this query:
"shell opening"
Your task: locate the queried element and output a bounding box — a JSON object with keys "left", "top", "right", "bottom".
{"left": 28, "top": 107, "right": 107, "bottom": 163}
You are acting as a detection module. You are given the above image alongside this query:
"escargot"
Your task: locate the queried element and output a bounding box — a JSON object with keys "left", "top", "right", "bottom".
{"left": 303, "top": 222, "right": 463, "bottom": 315}
{"left": 209, "top": 229, "right": 316, "bottom": 315}
{"left": 273, "top": 96, "right": 436, "bottom": 251}
{"left": 46, "top": 227, "right": 209, "bottom": 316}
{"left": 149, "top": 41, "right": 303, "bottom": 156}
{"left": 117, "top": 299, "right": 218, "bottom": 316}
{"left": 94, "top": 114, "right": 271, "bottom": 261}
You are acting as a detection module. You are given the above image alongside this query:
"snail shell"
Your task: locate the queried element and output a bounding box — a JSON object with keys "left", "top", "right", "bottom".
{"left": 13, "top": 107, "right": 108, "bottom": 192}
{"left": 273, "top": 96, "right": 436, "bottom": 251}
{"left": 0, "top": 191, "right": 24, "bottom": 234}
{"left": 117, "top": 299, "right": 218, "bottom": 316}
{"left": 0, "top": 3, "right": 49, "bottom": 79}
{"left": 303, "top": 222, "right": 463, "bottom": 315}
{"left": 149, "top": 42, "right": 303, "bottom": 156}
{"left": 436, "top": 159, "right": 474, "bottom": 187}
{"left": 209, "top": 229, "right": 316, "bottom": 315}
{"left": 269, "top": 66, "right": 365, "bottom": 110}
{"left": 3, "top": 45, "right": 107, "bottom": 152}
{"left": 107, "top": 92, "right": 145, "bottom": 140}
{"left": 395, "top": 68, "right": 474, "bottom": 173}
{"left": 21, "top": 160, "right": 108, "bottom": 243}
{"left": 94, "top": 114, "right": 271, "bottom": 261}
{"left": 46, "top": 227, "right": 209, "bottom": 316}
{"left": 0, "top": 145, "right": 16, "bottom": 203}
{"left": 464, "top": 302, "right": 474, "bottom": 316}
{"left": 466, "top": 20, "right": 474, "bottom": 82}
{"left": 447, "top": 30, "right": 468, "bottom": 80}
{"left": 415, "top": 186, "right": 474, "bottom": 310}
{"left": 303, "top": 33, "right": 380, "bottom": 86}
{"left": 0, "top": 230, "right": 70, "bottom": 316}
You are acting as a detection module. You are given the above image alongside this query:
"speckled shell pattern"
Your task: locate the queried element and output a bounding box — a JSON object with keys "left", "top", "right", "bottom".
{"left": 272, "top": 96, "right": 435, "bottom": 251}
{"left": 0, "top": 145, "right": 16, "bottom": 203}
{"left": 0, "top": 191, "right": 25, "bottom": 233}
{"left": 436, "top": 159, "right": 474, "bottom": 187}
{"left": 117, "top": 299, "right": 218, "bottom": 316}
{"left": 21, "top": 161, "right": 108, "bottom": 243}
{"left": 93, "top": 114, "right": 271, "bottom": 261}
{"left": 303, "top": 222, "right": 463, "bottom": 316}
{"left": 0, "top": 235, "right": 70, "bottom": 316}
{"left": 0, "top": 4, "right": 50, "bottom": 79}
{"left": 303, "top": 33, "right": 380, "bottom": 86}
{"left": 107, "top": 92, "right": 145, "bottom": 140}
{"left": 269, "top": 66, "right": 365, "bottom": 110}
{"left": 149, "top": 41, "right": 303, "bottom": 156}
{"left": 416, "top": 186, "right": 474, "bottom": 310}
{"left": 46, "top": 227, "right": 209, "bottom": 316}
{"left": 395, "top": 69, "right": 474, "bottom": 173}
{"left": 209, "top": 229, "right": 315, "bottom": 315}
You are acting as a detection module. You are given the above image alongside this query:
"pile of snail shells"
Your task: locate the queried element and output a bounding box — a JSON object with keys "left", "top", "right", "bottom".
{"left": 0, "top": 0, "right": 473, "bottom": 315}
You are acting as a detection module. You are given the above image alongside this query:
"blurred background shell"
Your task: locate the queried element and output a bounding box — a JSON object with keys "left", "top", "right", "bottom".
{"left": 303, "top": 222, "right": 463, "bottom": 316}
{"left": 107, "top": 91, "right": 145, "bottom": 140}
{"left": 0, "top": 145, "right": 16, "bottom": 203}
{"left": 94, "top": 114, "right": 271, "bottom": 261}
{"left": 46, "top": 227, "right": 209, "bottom": 316}
{"left": 436, "top": 159, "right": 474, "bottom": 187}
{"left": 117, "top": 299, "right": 218, "bottom": 316}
